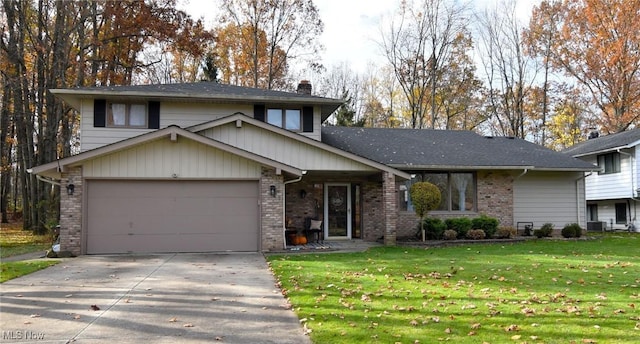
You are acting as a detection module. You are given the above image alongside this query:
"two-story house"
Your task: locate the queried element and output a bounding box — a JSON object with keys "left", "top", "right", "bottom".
{"left": 31, "top": 81, "right": 599, "bottom": 255}
{"left": 564, "top": 129, "right": 640, "bottom": 232}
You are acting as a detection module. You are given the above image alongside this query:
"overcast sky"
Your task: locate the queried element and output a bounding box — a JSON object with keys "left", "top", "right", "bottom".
{"left": 178, "top": 0, "right": 540, "bottom": 74}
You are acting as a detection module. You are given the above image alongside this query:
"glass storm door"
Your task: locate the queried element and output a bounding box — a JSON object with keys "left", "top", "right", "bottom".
{"left": 324, "top": 183, "right": 351, "bottom": 239}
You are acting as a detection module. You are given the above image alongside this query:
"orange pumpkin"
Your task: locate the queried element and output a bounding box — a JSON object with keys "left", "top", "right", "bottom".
{"left": 297, "top": 235, "right": 307, "bottom": 245}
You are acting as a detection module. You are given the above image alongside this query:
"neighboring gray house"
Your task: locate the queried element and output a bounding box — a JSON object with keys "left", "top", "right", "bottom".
{"left": 564, "top": 129, "right": 640, "bottom": 232}
{"left": 31, "top": 82, "right": 599, "bottom": 255}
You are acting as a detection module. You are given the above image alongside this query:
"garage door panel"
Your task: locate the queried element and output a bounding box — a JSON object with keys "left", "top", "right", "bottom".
{"left": 87, "top": 180, "right": 259, "bottom": 254}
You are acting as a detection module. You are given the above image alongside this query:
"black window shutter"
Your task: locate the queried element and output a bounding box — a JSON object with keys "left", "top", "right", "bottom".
{"left": 148, "top": 101, "right": 160, "bottom": 129}
{"left": 254, "top": 104, "right": 265, "bottom": 122}
{"left": 94, "top": 99, "right": 106, "bottom": 127}
{"left": 302, "top": 106, "right": 314, "bottom": 132}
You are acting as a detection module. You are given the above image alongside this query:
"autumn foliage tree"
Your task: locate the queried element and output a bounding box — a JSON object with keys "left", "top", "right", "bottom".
{"left": 0, "top": 0, "right": 212, "bottom": 230}
{"left": 218, "top": 0, "right": 324, "bottom": 90}
{"left": 528, "top": 0, "right": 640, "bottom": 134}
{"left": 380, "top": 0, "right": 470, "bottom": 129}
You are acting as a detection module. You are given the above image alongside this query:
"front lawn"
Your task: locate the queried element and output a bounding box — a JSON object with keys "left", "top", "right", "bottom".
{"left": 1, "top": 220, "right": 58, "bottom": 282}
{"left": 1, "top": 260, "right": 60, "bottom": 283}
{"left": 1, "top": 221, "right": 51, "bottom": 258}
{"left": 268, "top": 235, "right": 640, "bottom": 344}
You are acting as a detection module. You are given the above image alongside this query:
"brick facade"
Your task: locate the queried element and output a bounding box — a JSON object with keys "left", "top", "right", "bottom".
{"left": 396, "top": 170, "right": 515, "bottom": 239}
{"left": 476, "top": 170, "right": 514, "bottom": 226}
{"left": 382, "top": 171, "right": 397, "bottom": 245}
{"left": 60, "top": 167, "right": 82, "bottom": 255}
{"left": 362, "top": 181, "right": 384, "bottom": 241}
{"left": 260, "top": 167, "right": 284, "bottom": 251}
{"left": 283, "top": 176, "right": 391, "bottom": 244}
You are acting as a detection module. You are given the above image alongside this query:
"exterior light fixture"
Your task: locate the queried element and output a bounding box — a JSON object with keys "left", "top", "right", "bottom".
{"left": 299, "top": 189, "right": 307, "bottom": 199}
{"left": 270, "top": 185, "right": 276, "bottom": 197}
{"left": 66, "top": 184, "right": 75, "bottom": 196}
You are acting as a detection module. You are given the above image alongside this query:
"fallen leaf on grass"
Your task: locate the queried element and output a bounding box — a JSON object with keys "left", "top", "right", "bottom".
{"left": 511, "top": 335, "right": 521, "bottom": 340}
{"left": 505, "top": 324, "right": 519, "bottom": 332}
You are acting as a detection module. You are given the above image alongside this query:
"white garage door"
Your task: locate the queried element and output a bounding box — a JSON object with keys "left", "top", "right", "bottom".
{"left": 86, "top": 180, "right": 259, "bottom": 254}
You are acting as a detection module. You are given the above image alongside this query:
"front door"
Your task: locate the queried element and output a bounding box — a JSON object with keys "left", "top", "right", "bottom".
{"left": 324, "top": 183, "right": 351, "bottom": 239}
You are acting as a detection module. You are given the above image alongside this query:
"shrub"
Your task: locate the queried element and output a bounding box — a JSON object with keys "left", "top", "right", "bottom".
{"left": 533, "top": 222, "right": 553, "bottom": 238}
{"left": 495, "top": 227, "right": 516, "bottom": 239}
{"left": 443, "top": 229, "right": 458, "bottom": 240}
{"left": 445, "top": 217, "right": 472, "bottom": 238}
{"left": 466, "top": 229, "right": 486, "bottom": 240}
{"left": 561, "top": 223, "right": 583, "bottom": 238}
{"left": 471, "top": 215, "right": 499, "bottom": 238}
{"left": 419, "top": 217, "right": 447, "bottom": 240}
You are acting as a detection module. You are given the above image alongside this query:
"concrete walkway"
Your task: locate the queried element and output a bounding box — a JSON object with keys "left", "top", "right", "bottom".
{"left": 0, "top": 253, "right": 310, "bottom": 344}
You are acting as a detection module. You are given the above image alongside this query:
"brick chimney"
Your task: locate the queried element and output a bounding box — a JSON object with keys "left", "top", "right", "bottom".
{"left": 297, "top": 80, "right": 312, "bottom": 95}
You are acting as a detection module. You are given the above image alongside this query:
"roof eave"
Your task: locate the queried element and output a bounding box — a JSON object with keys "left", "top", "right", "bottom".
{"left": 389, "top": 164, "right": 599, "bottom": 172}
{"left": 571, "top": 145, "right": 634, "bottom": 158}
{"left": 49, "top": 89, "right": 342, "bottom": 116}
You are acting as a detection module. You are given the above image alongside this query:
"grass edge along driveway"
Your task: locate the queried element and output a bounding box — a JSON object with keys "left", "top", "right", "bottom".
{"left": 268, "top": 235, "right": 640, "bottom": 344}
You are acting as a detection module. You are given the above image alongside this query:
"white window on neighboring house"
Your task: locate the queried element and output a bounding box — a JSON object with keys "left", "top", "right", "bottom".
{"left": 597, "top": 152, "right": 621, "bottom": 174}
{"left": 107, "top": 102, "right": 147, "bottom": 128}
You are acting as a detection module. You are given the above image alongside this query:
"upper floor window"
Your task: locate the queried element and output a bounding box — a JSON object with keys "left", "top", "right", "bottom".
{"left": 267, "top": 108, "right": 301, "bottom": 131}
{"left": 399, "top": 172, "right": 476, "bottom": 212}
{"left": 597, "top": 152, "right": 621, "bottom": 174}
{"left": 107, "top": 102, "right": 147, "bottom": 128}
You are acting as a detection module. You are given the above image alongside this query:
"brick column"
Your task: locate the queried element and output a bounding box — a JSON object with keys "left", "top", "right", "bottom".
{"left": 60, "top": 167, "right": 82, "bottom": 255}
{"left": 260, "top": 167, "right": 284, "bottom": 251}
{"left": 382, "top": 171, "right": 397, "bottom": 246}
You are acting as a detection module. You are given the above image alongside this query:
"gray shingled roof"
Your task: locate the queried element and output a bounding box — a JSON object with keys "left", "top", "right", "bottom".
{"left": 321, "top": 127, "right": 598, "bottom": 171}
{"left": 74, "top": 82, "right": 329, "bottom": 99}
{"left": 50, "top": 82, "right": 343, "bottom": 118}
{"left": 562, "top": 129, "right": 640, "bottom": 157}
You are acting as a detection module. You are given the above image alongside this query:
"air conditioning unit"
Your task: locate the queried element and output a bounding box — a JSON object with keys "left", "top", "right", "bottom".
{"left": 587, "top": 221, "right": 605, "bottom": 231}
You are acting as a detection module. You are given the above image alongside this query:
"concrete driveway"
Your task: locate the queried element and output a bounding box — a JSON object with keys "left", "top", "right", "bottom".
{"left": 0, "top": 253, "right": 310, "bottom": 344}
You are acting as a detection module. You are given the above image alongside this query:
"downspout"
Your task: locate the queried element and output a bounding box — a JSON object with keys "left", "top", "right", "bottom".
{"left": 575, "top": 172, "right": 592, "bottom": 227}
{"left": 282, "top": 172, "right": 307, "bottom": 250}
{"left": 516, "top": 168, "right": 529, "bottom": 179}
{"left": 617, "top": 149, "right": 639, "bottom": 229}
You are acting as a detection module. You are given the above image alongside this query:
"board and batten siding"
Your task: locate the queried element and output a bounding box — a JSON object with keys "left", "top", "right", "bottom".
{"left": 80, "top": 99, "right": 323, "bottom": 152}
{"left": 82, "top": 136, "right": 262, "bottom": 179}
{"left": 514, "top": 171, "right": 586, "bottom": 229}
{"left": 199, "top": 123, "right": 377, "bottom": 172}
{"left": 583, "top": 152, "right": 634, "bottom": 200}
